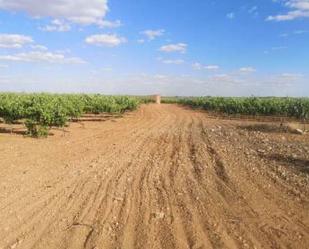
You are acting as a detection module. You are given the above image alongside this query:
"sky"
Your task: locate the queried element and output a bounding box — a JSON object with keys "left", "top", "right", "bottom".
{"left": 0, "top": 0, "right": 308, "bottom": 96}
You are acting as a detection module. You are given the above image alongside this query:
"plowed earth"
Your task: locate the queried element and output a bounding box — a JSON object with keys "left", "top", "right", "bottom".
{"left": 0, "top": 104, "right": 308, "bottom": 249}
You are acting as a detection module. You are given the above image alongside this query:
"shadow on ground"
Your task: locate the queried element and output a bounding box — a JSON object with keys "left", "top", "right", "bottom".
{"left": 260, "top": 153, "right": 309, "bottom": 174}
{"left": 238, "top": 124, "right": 295, "bottom": 134}
{"left": 0, "top": 127, "right": 26, "bottom": 136}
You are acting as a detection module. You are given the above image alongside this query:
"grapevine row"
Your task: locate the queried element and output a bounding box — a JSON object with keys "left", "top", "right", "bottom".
{"left": 162, "top": 97, "right": 309, "bottom": 120}
{"left": 0, "top": 93, "right": 141, "bottom": 137}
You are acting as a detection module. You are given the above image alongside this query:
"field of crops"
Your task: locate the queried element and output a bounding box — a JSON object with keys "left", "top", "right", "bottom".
{"left": 162, "top": 97, "right": 309, "bottom": 120}
{"left": 0, "top": 93, "right": 141, "bottom": 137}
{"left": 2, "top": 94, "right": 309, "bottom": 137}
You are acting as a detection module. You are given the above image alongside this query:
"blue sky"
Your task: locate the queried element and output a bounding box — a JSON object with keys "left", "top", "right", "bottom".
{"left": 0, "top": 0, "right": 308, "bottom": 96}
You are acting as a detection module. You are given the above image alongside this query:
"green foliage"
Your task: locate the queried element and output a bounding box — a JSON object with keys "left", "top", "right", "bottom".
{"left": 0, "top": 93, "right": 140, "bottom": 137}
{"left": 162, "top": 96, "right": 309, "bottom": 120}
{"left": 25, "top": 120, "right": 49, "bottom": 138}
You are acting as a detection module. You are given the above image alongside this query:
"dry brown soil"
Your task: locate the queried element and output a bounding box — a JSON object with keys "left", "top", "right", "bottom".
{"left": 0, "top": 104, "right": 308, "bottom": 249}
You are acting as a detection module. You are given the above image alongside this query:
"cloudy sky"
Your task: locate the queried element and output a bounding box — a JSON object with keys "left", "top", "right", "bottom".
{"left": 0, "top": 0, "right": 308, "bottom": 96}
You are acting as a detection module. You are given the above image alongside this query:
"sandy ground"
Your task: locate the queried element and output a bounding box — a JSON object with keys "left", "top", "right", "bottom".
{"left": 0, "top": 104, "right": 308, "bottom": 249}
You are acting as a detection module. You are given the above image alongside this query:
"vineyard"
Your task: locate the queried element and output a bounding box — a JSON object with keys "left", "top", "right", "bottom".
{"left": 0, "top": 93, "right": 141, "bottom": 137}
{"left": 162, "top": 96, "right": 309, "bottom": 120}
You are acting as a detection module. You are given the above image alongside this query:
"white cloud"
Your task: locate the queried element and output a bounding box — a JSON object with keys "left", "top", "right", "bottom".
{"left": 31, "top": 44, "right": 48, "bottom": 51}
{"left": 0, "top": 34, "right": 33, "bottom": 48}
{"left": 248, "top": 6, "right": 259, "bottom": 18}
{"left": 211, "top": 74, "right": 237, "bottom": 82}
{"left": 55, "top": 49, "right": 71, "bottom": 54}
{"left": 0, "top": 51, "right": 85, "bottom": 64}
{"left": 0, "top": 64, "right": 8, "bottom": 68}
{"left": 98, "top": 20, "right": 122, "bottom": 28}
{"left": 226, "top": 12, "right": 235, "bottom": 19}
{"left": 75, "top": 72, "right": 306, "bottom": 96}
{"left": 267, "top": 0, "right": 309, "bottom": 21}
{"left": 85, "top": 34, "right": 127, "bottom": 47}
{"left": 294, "top": 29, "right": 308, "bottom": 34}
{"left": 239, "top": 67, "right": 256, "bottom": 73}
{"left": 40, "top": 19, "right": 71, "bottom": 32}
{"left": 159, "top": 43, "right": 187, "bottom": 53}
{"left": 280, "top": 73, "right": 303, "bottom": 79}
{"left": 279, "top": 33, "right": 289, "bottom": 37}
{"left": 192, "top": 62, "right": 219, "bottom": 70}
{"left": 264, "top": 46, "right": 288, "bottom": 54}
{"left": 91, "top": 67, "right": 113, "bottom": 75}
{"left": 248, "top": 6, "right": 258, "bottom": 14}
{"left": 1, "top": 70, "right": 306, "bottom": 96}
{"left": 271, "top": 46, "right": 288, "bottom": 51}
{"left": 162, "top": 59, "right": 184, "bottom": 65}
{"left": 279, "top": 30, "right": 308, "bottom": 37}
{"left": 192, "top": 62, "right": 203, "bottom": 70}
{"left": 102, "top": 67, "right": 113, "bottom": 71}
{"left": 154, "top": 74, "right": 169, "bottom": 80}
{"left": 141, "top": 29, "right": 165, "bottom": 40}
{"left": 0, "top": 0, "right": 109, "bottom": 26}
{"left": 137, "top": 39, "right": 145, "bottom": 44}
{"left": 205, "top": 65, "right": 220, "bottom": 70}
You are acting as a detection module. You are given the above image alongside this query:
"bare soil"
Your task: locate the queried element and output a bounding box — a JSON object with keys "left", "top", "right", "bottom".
{"left": 0, "top": 104, "right": 308, "bottom": 249}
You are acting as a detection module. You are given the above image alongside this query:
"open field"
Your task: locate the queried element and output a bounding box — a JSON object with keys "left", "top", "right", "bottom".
{"left": 0, "top": 104, "right": 308, "bottom": 249}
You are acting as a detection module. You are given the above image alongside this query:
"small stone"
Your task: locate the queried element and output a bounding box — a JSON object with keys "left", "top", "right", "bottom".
{"left": 113, "top": 196, "right": 124, "bottom": 202}
{"left": 154, "top": 212, "right": 165, "bottom": 219}
{"left": 10, "top": 242, "right": 18, "bottom": 249}
{"left": 295, "top": 129, "right": 304, "bottom": 135}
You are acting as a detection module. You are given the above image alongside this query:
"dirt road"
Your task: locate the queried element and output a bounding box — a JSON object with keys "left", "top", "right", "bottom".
{"left": 0, "top": 104, "right": 308, "bottom": 249}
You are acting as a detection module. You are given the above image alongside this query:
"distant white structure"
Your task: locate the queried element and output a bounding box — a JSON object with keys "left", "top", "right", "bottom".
{"left": 154, "top": 94, "right": 161, "bottom": 104}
